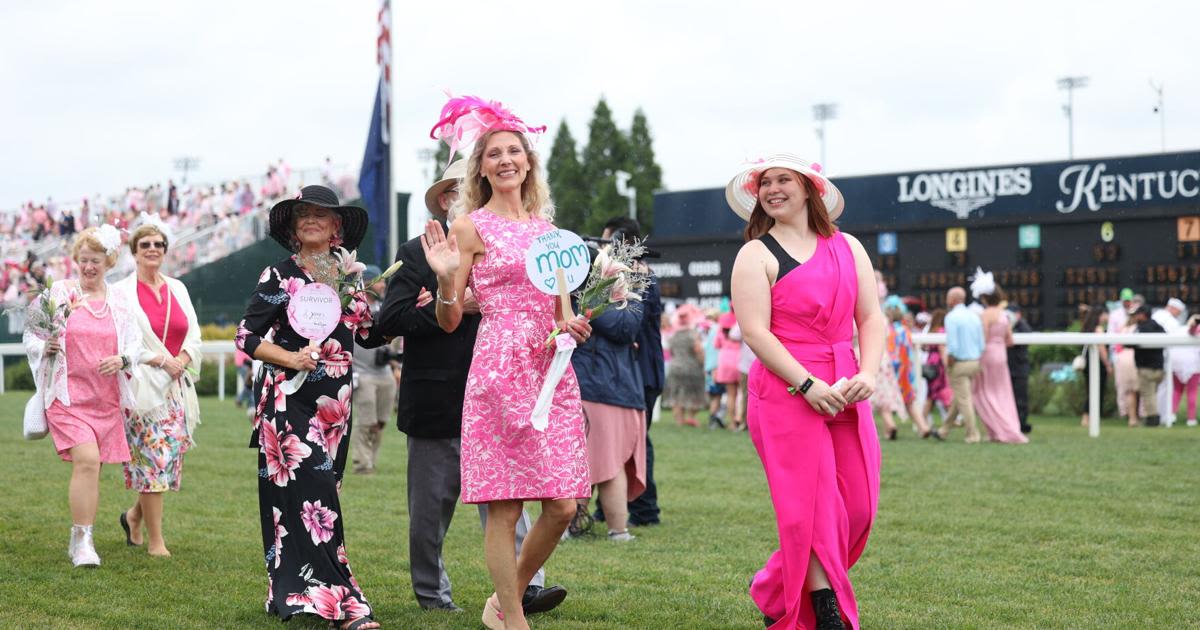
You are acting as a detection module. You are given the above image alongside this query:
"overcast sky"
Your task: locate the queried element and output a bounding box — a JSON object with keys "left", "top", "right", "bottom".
{"left": 2, "top": 0, "right": 1197, "bottom": 237}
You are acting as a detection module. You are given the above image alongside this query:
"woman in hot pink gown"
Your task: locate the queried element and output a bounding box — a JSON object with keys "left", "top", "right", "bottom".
{"left": 971, "top": 290, "right": 1029, "bottom": 443}
{"left": 730, "top": 155, "right": 884, "bottom": 630}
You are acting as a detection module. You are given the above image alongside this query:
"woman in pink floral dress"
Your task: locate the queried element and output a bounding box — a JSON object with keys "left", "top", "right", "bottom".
{"left": 237, "top": 185, "right": 384, "bottom": 630}
{"left": 422, "top": 95, "right": 592, "bottom": 630}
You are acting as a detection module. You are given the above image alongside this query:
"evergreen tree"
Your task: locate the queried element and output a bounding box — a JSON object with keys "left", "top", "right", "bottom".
{"left": 431, "top": 143, "right": 451, "bottom": 182}
{"left": 626, "top": 108, "right": 663, "bottom": 232}
{"left": 546, "top": 120, "right": 588, "bottom": 233}
{"left": 581, "top": 97, "right": 629, "bottom": 235}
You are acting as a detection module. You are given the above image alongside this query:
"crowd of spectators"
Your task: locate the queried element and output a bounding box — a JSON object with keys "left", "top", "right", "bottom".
{"left": 2, "top": 158, "right": 356, "bottom": 334}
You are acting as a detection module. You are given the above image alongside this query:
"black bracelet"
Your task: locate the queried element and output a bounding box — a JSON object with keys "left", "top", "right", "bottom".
{"left": 798, "top": 376, "right": 815, "bottom": 395}
{"left": 120, "top": 355, "right": 130, "bottom": 370}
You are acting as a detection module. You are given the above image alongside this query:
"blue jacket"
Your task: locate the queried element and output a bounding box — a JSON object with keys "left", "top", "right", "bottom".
{"left": 571, "top": 298, "right": 646, "bottom": 410}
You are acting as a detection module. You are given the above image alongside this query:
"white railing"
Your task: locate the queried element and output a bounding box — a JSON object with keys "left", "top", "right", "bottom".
{"left": 0, "top": 340, "right": 238, "bottom": 400}
{"left": 4, "top": 333, "right": 1198, "bottom": 437}
{"left": 912, "top": 332, "right": 1200, "bottom": 438}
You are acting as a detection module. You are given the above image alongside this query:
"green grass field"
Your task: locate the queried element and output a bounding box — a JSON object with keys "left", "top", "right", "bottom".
{"left": 1, "top": 393, "right": 1197, "bottom": 629}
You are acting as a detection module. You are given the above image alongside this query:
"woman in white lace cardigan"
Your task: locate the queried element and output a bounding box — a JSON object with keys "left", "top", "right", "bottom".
{"left": 23, "top": 226, "right": 143, "bottom": 568}
{"left": 112, "top": 221, "right": 203, "bottom": 558}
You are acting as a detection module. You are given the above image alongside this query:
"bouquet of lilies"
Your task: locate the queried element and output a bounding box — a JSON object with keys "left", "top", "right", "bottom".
{"left": 544, "top": 238, "right": 651, "bottom": 346}
{"left": 531, "top": 239, "right": 651, "bottom": 431}
{"left": 331, "top": 248, "right": 404, "bottom": 309}
{"left": 11, "top": 277, "right": 83, "bottom": 392}
{"left": 329, "top": 248, "right": 403, "bottom": 339}
{"left": 19, "top": 276, "right": 82, "bottom": 344}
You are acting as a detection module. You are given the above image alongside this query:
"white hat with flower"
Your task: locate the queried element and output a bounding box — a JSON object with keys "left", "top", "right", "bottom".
{"left": 725, "top": 153, "right": 844, "bottom": 222}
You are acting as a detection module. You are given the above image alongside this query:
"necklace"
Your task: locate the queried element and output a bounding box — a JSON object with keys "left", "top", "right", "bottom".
{"left": 296, "top": 251, "right": 339, "bottom": 286}
{"left": 81, "top": 283, "right": 110, "bottom": 318}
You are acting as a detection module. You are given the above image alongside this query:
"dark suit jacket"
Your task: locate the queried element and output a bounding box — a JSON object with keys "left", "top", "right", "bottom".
{"left": 634, "top": 273, "right": 665, "bottom": 393}
{"left": 1006, "top": 317, "right": 1032, "bottom": 378}
{"left": 377, "top": 231, "right": 479, "bottom": 439}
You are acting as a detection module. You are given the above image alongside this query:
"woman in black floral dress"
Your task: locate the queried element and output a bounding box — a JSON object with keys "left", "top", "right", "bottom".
{"left": 236, "top": 185, "right": 383, "bottom": 630}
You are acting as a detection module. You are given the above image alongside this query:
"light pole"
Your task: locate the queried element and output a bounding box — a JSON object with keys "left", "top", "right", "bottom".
{"left": 614, "top": 170, "right": 637, "bottom": 220}
{"left": 1150, "top": 79, "right": 1165, "bottom": 152}
{"left": 172, "top": 157, "right": 200, "bottom": 184}
{"left": 1057, "top": 76, "right": 1089, "bottom": 159}
{"left": 813, "top": 103, "right": 838, "bottom": 167}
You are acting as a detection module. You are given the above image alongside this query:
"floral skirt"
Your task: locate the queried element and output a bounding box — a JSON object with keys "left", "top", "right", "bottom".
{"left": 124, "top": 396, "right": 191, "bottom": 493}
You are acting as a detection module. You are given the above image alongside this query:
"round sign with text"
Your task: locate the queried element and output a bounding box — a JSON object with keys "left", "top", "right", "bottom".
{"left": 287, "top": 282, "right": 342, "bottom": 342}
{"left": 525, "top": 229, "right": 591, "bottom": 295}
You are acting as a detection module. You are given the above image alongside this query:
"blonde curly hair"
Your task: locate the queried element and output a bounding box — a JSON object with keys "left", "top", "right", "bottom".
{"left": 450, "top": 130, "right": 554, "bottom": 223}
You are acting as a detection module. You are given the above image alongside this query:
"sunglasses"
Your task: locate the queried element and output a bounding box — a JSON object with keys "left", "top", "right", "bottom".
{"left": 294, "top": 207, "right": 334, "bottom": 220}
{"left": 138, "top": 241, "right": 167, "bottom": 250}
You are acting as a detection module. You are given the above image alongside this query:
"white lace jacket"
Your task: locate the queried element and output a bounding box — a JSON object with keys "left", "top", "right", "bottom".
{"left": 22, "top": 281, "right": 143, "bottom": 413}
{"left": 112, "top": 274, "right": 203, "bottom": 439}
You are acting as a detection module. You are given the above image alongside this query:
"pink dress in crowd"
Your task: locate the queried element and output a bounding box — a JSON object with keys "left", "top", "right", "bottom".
{"left": 714, "top": 323, "right": 742, "bottom": 384}
{"left": 459, "top": 208, "right": 590, "bottom": 504}
{"left": 746, "top": 233, "right": 882, "bottom": 630}
{"left": 971, "top": 316, "right": 1029, "bottom": 443}
{"left": 45, "top": 301, "right": 129, "bottom": 463}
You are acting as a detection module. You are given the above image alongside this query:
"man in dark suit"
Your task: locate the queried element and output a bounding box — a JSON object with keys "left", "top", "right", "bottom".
{"left": 377, "top": 160, "right": 565, "bottom": 615}
{"left": 1006, "top": 304, "right": 1033, "bottom": 433}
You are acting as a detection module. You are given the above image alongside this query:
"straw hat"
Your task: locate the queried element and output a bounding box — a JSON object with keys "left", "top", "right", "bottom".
{"left": 424, "top": 159, "right": 468, "bottom": 216}
{"left": 725, "top": 154, "right": 843, "bottom": 222}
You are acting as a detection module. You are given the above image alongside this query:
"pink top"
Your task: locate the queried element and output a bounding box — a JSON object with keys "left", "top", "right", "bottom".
{"left": 45, "top": 300, "right": 129, "bottom": 463}
{"left": 137, "top": 281, "right": 188, "bottom": 357}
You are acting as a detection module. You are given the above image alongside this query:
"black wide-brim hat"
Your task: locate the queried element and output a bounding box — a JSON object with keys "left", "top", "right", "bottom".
{"left": 268, "top": 185, "right": 369, "bottom": 252}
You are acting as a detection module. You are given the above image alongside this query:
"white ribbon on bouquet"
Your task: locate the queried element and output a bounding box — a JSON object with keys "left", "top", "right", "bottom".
{"left": 530, "top": 332, "right": 578, "bottom": 431}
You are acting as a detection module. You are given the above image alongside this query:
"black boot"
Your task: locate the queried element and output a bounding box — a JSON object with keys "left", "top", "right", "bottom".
{"left": 810, "top": 588, "right": 846, "bottom": 630}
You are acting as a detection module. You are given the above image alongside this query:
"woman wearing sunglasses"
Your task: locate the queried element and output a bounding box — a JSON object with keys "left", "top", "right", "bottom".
{"left": 112, "top": 217, "right": 203, "bottom": 557}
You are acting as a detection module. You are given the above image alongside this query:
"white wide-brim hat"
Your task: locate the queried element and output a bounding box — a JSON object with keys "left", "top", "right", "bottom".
{"left": 424, "top": 158, "right": 468, "bottom": 216}
{"left": 725, "top": 153, "right": 844, "bottom": 222}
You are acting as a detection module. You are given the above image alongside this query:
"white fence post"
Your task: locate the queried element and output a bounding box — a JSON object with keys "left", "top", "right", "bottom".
{"left": 218, "top": 353, "right": 226, "bottom": 401}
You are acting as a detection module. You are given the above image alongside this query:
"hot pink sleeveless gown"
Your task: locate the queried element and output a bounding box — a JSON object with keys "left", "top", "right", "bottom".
{"left": 459, "top": 208, "right": 591, "bottom": 504}
{"left": 746, "top": 233, "right": 882, "bottom": 630}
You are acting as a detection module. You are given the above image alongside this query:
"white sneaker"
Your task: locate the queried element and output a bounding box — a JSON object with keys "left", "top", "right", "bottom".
{"left": 70, "top": 526, "right": 100, "bottom": 568}
{"left": 607, "top": 530, "right": 636, "bottom": 542}
{"left": 1188, "top": 419, "right": 1198, "bottom": 427}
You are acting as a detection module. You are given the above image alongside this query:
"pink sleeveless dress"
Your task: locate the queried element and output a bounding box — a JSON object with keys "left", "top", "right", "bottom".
{"left": 45, "top": 300, "right": 129, "bottom": 463}
{"left": 971, "top": 316, "right": 1029, "bottom": 443}
{"left": 459, "top": 208, "right": 591, "bottom": 504}
{"left": 746, "top": 233, "right": 882, "bottom": 630}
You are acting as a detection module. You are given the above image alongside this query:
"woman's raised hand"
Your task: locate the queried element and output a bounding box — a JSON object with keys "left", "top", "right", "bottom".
{"left": 420, "top": 220, "right": 460, "bottom": 280}
{"left": 44, "top": 335, "right": 61, "bottom": 356}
